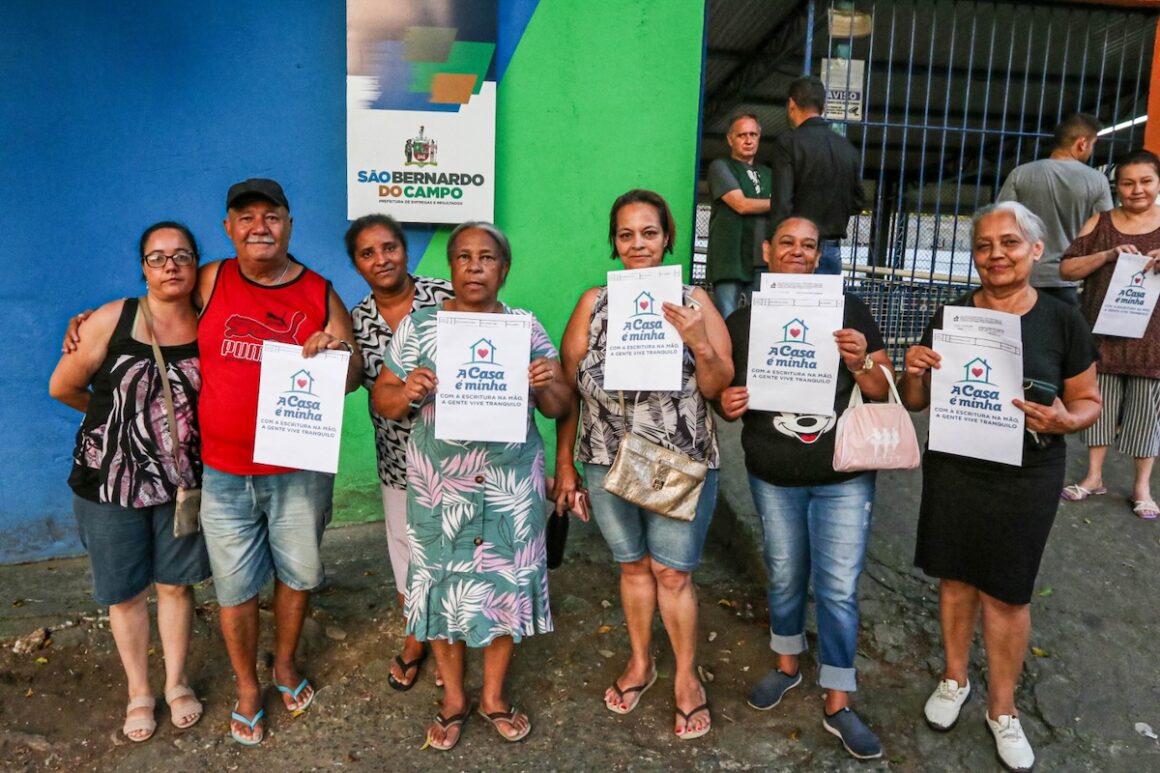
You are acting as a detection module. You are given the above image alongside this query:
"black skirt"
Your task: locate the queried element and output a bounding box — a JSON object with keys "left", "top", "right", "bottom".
{"left": 914, "top": 440, "right": 1066, "bottom": 605}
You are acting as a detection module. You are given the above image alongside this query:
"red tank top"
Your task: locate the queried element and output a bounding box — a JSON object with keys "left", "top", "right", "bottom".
{"left": 198, "top": 258, "right": 330, "bottom": 474}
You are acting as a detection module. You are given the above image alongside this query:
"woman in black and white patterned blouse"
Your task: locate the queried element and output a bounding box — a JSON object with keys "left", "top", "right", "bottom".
{"left": 347, "top": 214, "right": 452, "bottom": 691}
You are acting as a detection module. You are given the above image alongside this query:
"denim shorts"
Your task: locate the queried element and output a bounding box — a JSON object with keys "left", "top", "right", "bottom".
{"left": 200, "top": 466, "right": 333, "bottom": 607}
{"left": 584, "top": 464, "right": 719, "bottom": 572}
{"left": 73, "top": 495, "right": 211, "bottom": 606}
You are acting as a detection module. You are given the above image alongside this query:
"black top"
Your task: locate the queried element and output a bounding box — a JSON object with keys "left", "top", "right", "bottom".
{"left": 726, "top": 292, "right": 885, "bottom": 486}
{"left": 920, "top": 290, "right": 1099, "bottom": 458}
{"left": 769, "top": 116, "right": 865, "bottom": 239}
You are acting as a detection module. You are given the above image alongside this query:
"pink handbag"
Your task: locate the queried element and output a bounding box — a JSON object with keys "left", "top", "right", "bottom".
{"left": 832, "top": 364, "right": 921, "bottom": 472}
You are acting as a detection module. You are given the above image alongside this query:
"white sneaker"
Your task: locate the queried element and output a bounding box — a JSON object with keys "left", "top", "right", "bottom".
{"left": 986, "top": 713, "right": 1035, "bottom": 772}
{"left": 923, "top": 678, "right": 970, "bottom": 731}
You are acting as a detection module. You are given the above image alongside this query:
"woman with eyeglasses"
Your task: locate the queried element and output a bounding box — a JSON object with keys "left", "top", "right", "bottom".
{"left": 49, "top": 222, "right": 210, "bottom": 743}
{"left": 372, "top": 222, "right": 571, "bottom": 751}
{"left": 899, "top": 201, "right": 1100, "bottom": 772}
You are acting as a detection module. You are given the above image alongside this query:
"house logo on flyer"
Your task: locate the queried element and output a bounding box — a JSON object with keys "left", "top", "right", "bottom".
{"left": 948, "top": 356, "right": 1002, "bottom": 412}
{"left": 274, "top": 369, "right": 323, "bottom": 422}
{"left": 455, "top": 338, "right": 507, "bottom": 392}
{"left": 1113, "top": 270, "right": 1149, "bottom": 307}
{"left": 620, "top": 291, "right": 666, "bottom": 342}
{"left": 765, "top": 317, "right": 818, "bottom": 369}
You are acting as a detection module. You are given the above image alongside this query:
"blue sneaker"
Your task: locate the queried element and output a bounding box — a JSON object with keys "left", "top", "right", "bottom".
{"left": 823, "top": 707, "right": 883, "bottom": 760}
{"left": 746, "top": 668, "right": 802, "bottom": 711}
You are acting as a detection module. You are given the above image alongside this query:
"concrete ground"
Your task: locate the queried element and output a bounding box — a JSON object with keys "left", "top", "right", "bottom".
{"left": 1, "top": 419, "right": 1159, "bottom": 771}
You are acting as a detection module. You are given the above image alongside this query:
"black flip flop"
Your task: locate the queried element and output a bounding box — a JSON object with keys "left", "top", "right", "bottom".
{"left": 387, "top": 646, "right": 429, "bottom": 692}
{"left": 426, "top": 708, "right": 469, "bottom": 751}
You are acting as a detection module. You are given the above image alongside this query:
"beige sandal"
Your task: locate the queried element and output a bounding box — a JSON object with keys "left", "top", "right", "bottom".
{"left": 123, "top": 695, "right": 157, "bottom": 742}
{"left": 165, "top": 685, "right": 204, "bottom": 729}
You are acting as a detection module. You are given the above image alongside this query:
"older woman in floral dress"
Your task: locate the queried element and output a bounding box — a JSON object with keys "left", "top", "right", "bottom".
{"left": 372, "top": 222, "right": 571, "bottom": 751}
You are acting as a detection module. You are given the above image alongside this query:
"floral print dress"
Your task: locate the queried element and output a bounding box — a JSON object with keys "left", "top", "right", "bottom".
{"left": 384, "top": 305, "right": 555, "bottom": 647}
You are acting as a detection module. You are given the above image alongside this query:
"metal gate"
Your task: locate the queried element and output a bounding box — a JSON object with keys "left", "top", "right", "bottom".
{"left": 816, "top": 0, "right": 1157, "bottom": 354}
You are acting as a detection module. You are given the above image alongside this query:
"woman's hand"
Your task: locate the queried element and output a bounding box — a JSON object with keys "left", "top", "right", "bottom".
{"left": 403, "top": 367, "right": 437, "bottom": 404}
{"left": 62, "top": 310, "right": 94, "bottom": 354}
{"left": 551, "top": 463, "right": 589, "bottom": 520}
{"left": 718, "top": 386, "right": 750, "bottom": 420}
{"left": 302, "top": 330, "right": 353, "bottom": 358}
{"left": 1107, "top": 244, "right": 1140, "bottom": 264}
{"left": 1145, "top": 248, "right": 1160, "bottom": 274}
{"left": 1013, "top": 396, "right": 1076, "bottom": 434}
{"left": 833, "top": 328, "right": 869, "bottom": 371}
{"left": 662, "top": 301, "right": 708, "bottom": 349}
{"left": 903, "top": 345, "right": 941, "bottom": 375}
{"left": 528, "top": 357, "right": 557, "bottom": 392}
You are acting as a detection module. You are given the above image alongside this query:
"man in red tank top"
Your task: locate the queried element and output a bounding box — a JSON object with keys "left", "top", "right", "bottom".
{"left": 197, "top": 179, "right": 362, "bottom": 746}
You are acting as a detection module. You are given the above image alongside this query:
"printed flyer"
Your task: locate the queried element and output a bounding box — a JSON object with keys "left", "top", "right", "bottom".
{"left": 347, "top": 1, "right": 497, "bottom": 223}
{"left": 253, "top": 342, "right": 351, "bottom": 473}
{"left": 928, "top": 330, "right": 1025, "bottom": 466}
{"left": 434, "top": 312, "right": 531, "bottom": 443}
{"left": 941, "top": 305, "right": 1022, "bottom": 341}
{"left": 604, "top": 265, "right": 684, "bottom": 391}
{"left": 759, "top": 272, "right": 843, "bottom": 295}
{"left": 745, "top": 293, "right": 845, "bottom": 415}
{"left": 1092, "top": 252, "right": 1160, "bottom": 338}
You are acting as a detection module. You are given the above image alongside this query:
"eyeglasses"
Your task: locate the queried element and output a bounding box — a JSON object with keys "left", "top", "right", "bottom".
{"left": 143, "top": 250, "right": 196, "bottom": 268}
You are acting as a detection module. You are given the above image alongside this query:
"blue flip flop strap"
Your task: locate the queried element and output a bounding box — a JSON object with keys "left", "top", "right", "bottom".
{"left": 277, "top": 679, "right": 309, "bottom": 699}
{"left": 231, "top": 708, "right": 265, "bottom": 729}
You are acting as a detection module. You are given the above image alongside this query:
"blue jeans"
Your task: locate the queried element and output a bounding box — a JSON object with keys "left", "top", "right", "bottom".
{"left": 748, "top": 472, "right": 875, "bottom": 692}
{"left": 585, "top": 464, "right": 719, "bottom": 572}
{"left": 712, "top": 280, "right": 747, "bottom": 321}
{"left": 817, "top": 239, "right": 842, "bottom": 275}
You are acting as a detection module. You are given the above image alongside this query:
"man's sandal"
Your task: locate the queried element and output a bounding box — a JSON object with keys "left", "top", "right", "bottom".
{"left": 165, "top": 685, "right": 204, "bottom": 729}
{"left": 230, "top": 703, "right": 265, "bottom": 746}
{"left": 273, "top": 674, "right": 315, "bottom": 713}
{"left": 123, "top": 696, "right": 157, "bottom": 742}
{"left": 426, "top": 709, "right": 469, "bottom": 751}
{"left": 477, "top": 705, "right": 532, "bottom": 742}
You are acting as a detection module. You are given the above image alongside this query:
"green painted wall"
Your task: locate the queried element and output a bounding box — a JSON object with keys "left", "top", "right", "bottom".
{"left": 334, "top": 0, "right": 706, "bottom": 524}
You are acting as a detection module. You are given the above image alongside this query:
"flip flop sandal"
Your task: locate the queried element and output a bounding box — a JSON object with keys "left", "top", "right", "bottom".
{"left": 606, "top": 666, "right": 658, "bottom": 714}
{"left": 477, "top": 705, "right": 532, "bottom": 742}
{"left": 123, "top": 695, "right": 157, "bottom": 742}
{"left": 1060, "top": 484, "right": 1107, "bottom": 501}
{"left": 675, "top": 701, "right": 711, "bottom": 741}
{"left": 426, "top": 709, "right": 470, "bottom": 751}
{"left": 229, "top": 703, "right": 265, "bottom": 746}
{"left": 274, "top": 674, "right": 315, "bottom": 713}
{"left": 165, "top": 685, "right": 204, "bottom": 729}
{"left": 387, "top": 646, "right": 429, "bottom": 692}
{"left": 1131, "top": 498, "right": 1160, "bottom": 520}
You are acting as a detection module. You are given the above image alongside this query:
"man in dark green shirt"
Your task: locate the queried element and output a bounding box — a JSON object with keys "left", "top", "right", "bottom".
{"left": 707, "top": 113, "right": 772, "bottom": 319}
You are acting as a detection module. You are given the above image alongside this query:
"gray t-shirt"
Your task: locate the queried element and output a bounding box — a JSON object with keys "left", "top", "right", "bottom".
{"left": 708, "top": 158, "right": 767, "bottom": 267}
{"left": 997, "top": 158, "right": 1113, "bottom": 287}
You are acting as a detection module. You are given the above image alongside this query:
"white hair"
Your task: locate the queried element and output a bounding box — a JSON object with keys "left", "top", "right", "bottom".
{"left": 972, "top": 201, "right": 1046, "bottom": 245}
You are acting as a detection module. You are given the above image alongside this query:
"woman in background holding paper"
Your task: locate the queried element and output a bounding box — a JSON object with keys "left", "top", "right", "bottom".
{"left": 900, "top": 202, "right": 1099, "bottom": 771}
{"left": 718, "top": 216, "right": 893, "bottom": 761}
{"left": 555, "top": 189, "right": 732, "bottom": 740}
{"left": 372, "top": 222, "right": 570, "bottom": 750}
{"left": 49, "top": 222, "right": 210, "bottom": 742}
{"left": 1059, "top": 149, "right": 1160, "bottom": 519}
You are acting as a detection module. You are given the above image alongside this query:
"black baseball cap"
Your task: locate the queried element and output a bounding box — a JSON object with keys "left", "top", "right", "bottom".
{"left": 226, "top": 178, "right": 290, "bottom": 211}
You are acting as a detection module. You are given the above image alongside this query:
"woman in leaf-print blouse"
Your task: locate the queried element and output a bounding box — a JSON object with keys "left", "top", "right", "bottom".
{"left": 372, "top": 222, "right": 571, "bottom": 751}
{"left": 555, "top": 189, "right": 734, "bottom": 741}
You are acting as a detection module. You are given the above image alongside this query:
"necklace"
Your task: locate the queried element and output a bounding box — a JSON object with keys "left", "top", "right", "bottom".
{"left": 271, "top": 259, "right": 292, "bottom": 284}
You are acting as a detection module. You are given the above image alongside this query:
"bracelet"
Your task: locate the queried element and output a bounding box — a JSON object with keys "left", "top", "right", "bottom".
{"left": 336, "top": 340, "right": 353, "bottom": 353}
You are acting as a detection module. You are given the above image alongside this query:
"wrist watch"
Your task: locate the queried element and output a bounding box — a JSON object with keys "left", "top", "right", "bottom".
{"left": 848, "top": 354, "right": 874, "bottom": 375}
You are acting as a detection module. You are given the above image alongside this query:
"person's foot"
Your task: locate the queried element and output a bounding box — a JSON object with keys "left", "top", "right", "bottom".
{"left": 924, "top": 678, "right": 971, "bottom": 731}
{"left": 673, "top": 679, "right": 710, "bottom": 740}
{"left": 272, "top": 664, "right": 315, "bottom": 712}
{"left": 823, "top": 706, "right": 883, "bottom": 760}
{"left": 746, "top": 668, "right": 802, "bottom": 711}
{"left": 165, "top": 683, "right": 204, "bottom": 729}
{"left": 477, "top": 701, "right": 532, "bottom": 742}
{"left": 427, "top": 696, "right": 470, "bottom": 750}
{"left": 388, "top": 639, "right": 428, "bottom": 691}
{"left": 123, "top": 694, "right": 156, "bottom": 742}
{"left": 229, "top": 688, "right": 264, "bottom": 745}
{"left": 986, "top": 713, "right": 1035, "bottom": 771}
{"left": 603, "top": 656, "right": 654, "bottom": 712}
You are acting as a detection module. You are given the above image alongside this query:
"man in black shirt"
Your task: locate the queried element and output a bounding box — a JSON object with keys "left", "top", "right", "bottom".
{"left": 770, "top": 76, "right": 865, "bottom": 275}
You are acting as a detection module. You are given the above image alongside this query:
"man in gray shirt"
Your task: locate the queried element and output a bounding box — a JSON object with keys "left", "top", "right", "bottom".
{"left": 997, "top": 113, "right": 1113, "bottom": 305}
